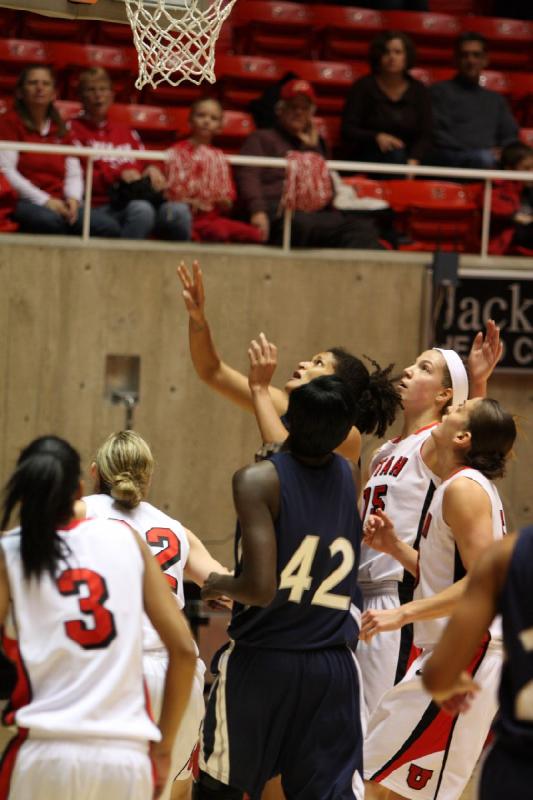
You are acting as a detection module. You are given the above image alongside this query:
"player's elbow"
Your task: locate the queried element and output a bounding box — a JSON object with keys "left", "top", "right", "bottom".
{"left": 421, "top": 660, "right": 446, "bottom": 695}
{"left": 254, "top": 586, "right": 276, "bottom": 607}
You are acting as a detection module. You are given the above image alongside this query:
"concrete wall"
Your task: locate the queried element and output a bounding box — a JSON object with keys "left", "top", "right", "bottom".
{"left": 0, "top": 239, "right": 531, "bottom": 565}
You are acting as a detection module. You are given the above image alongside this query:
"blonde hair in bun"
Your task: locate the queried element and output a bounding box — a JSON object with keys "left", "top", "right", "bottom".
{"left": 95, "top": 431, "right": 154, "bottom": 509}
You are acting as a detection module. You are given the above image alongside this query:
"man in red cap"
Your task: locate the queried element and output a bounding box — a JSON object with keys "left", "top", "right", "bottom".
{"left": 237, "top": 78, "right": 382, "bottom": 249}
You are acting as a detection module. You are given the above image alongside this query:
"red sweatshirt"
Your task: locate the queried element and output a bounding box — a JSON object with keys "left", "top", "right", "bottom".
{"left": 68, "top": 114, "right": 145, "bottom": 207}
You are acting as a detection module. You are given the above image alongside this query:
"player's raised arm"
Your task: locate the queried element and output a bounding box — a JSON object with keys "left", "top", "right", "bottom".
{"left": 248, "top": 332, "right": 289, "bottom": 445}
{"left": 201, "top": 461, "right": 279, "bottom": 608}
{"left": 467, "top": 319, "right": 503, "bottom": 399}
{"left": 177, "top": 260, "right": 288, "bottom": 414}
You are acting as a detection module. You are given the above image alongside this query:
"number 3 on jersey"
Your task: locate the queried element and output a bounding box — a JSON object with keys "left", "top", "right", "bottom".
{"left": 279, "top": 536, "right": 355, "bottom": 610}
{"left": 145, "top": 527, "right": 181, "bottom": 593}
{"left": 57, "top": 568, "right": 117, "bottom": 650}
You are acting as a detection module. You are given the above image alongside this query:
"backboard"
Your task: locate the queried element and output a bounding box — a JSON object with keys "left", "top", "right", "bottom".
{"left": 0, "top": 0, "right": 186, "bottom": 23}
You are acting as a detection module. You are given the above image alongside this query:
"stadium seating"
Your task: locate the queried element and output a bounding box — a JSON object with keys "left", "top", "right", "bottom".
{"left": 171, "top": 108, "right": 256, "bottom": 153}
{"left": 385, "top": 180, "right": 482, "bottom": 252}
{"left": 276, "top": 58, "right": 360, "bottom": 114}
{"left": 460, "top": 16, "right": 533, "bottom": 70}
{"left": 48, "top": 43, "right": 137, "bottom": 101}
{"left": 312, "top": 6, "right": 384, "bottom": 61}
{"left": 108, "top": 104, "right": 179, "bottom": 149}
{"left": 232, "top": 1, "right": 315, "bottom": 57}
{"left": 20, "top": 13, "right": 91, "bottom": 43}
{"left": 0, "top": 39, "right": 52, "bottom": 96}
{"left": 216, "top": 55, "right": 283, "bottom": 109}
{"left": 519, "top": 128, "right": 533, "bottom": 147}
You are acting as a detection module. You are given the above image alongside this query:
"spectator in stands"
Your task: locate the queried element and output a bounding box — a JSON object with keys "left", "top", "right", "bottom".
{"left": 163, "top": 98, "right": 261, "bottom": 243}
{"left": 341, "top": 31, "right": 432, "bottom": 168}
{"left": 490, "top": 140, "right": 533, "bottom": 254}
{"left": 428, "top": 33, "right": 519, "bottom": 170}
{"left": 69, "top": 67, "right": 191, "bottom": 240}
{"left": 237, "top": 79, "right": 382, "bottom": 249}
{"left": 0, "top": 65, "right": 84, "bottom": 235}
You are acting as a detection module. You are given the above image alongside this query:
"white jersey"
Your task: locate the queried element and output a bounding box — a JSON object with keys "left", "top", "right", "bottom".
{"left": 414, "top": 467, "right": 506, "bottom": 649}
{"left": 84, "top": 494, "right": 190, "bottom": 653}
{"left": 359, "top": 424, "right": 440, "bottom": 583}
{"left": 1, "top": 518, "right": 160, "bottom": 743}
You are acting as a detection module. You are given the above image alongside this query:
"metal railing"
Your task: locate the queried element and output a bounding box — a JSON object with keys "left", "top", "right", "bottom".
{"left": 0, "top": 139, "right": 532, "bottom": 257}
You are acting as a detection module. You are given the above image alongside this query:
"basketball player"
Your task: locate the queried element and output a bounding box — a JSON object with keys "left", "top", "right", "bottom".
{"left": 193, "top": 376, "right": 364, "bottom": 800}
{"left": 423, "top": 526, "right": 533, "bottom": 799}
{"left": 0, "top": 435, "right": 196, "bottom": 800}
{"left": 79, "top": 430, "right": 229, "bottom": 800}
{"left": 361, "top": 397, "right": 516, "bottom": 800}
{"left": 357, "top": 329, "right": 502, "bottom": 719}
{"left": 177, "top": 259, "right": 401, "bottom": 463}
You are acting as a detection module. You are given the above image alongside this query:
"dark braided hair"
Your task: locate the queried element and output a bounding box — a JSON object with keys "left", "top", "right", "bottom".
{"left": 329, "top": 347, "right": 401, "bottom": 438}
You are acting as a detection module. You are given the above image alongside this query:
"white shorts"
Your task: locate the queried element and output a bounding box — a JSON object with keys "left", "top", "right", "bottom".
{"left": 144, "top": 651, "right": 205, "bottom": 795}
{"left": 356, "top": 582, "right": 403, "bottom": 722}
{"left": 6, "top": 738, "right": 152, "bottom": 800}
{"left": 364, "top": 639, "right": 501, "bottom": 800}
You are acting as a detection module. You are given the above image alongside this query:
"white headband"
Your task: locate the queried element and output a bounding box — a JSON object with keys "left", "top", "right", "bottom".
{"left": 433, "top": 348, "right": 469, "bottom": 406}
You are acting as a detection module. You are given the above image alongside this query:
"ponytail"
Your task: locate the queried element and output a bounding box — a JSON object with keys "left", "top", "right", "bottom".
{"left": 94, "top": 430, "right": 153, "bottom": 510}
{"left": 329, "top": 348, "right": 401, "bottom": 438}
{"left": 1, "top": 436, "right": 80, "bottom": 580}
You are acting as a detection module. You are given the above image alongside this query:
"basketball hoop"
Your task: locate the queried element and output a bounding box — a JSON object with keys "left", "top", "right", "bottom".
{"left": 123, "top": 0, "right": 238, "bottom": 89}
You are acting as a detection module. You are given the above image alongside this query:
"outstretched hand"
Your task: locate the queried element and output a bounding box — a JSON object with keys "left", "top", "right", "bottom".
{"left": 177, "top": 260, "right": 205, "bottom": 324}
{"left": 248, "top": 332, "right": 278, "bottom": 390}
{"left": 360, "top": 607, "right": 406, "bottom": 642}
{"left": 363, "top": 509, "right": 398, "bottom": 555}
{"left": 426, "top": 670, "right": 480, "bottom": 716}
{"left": 467, "top": 319, "right": 503, "bottom": 389}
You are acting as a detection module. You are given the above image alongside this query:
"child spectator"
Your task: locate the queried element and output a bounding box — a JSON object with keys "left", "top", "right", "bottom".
{"left": 490, "top": 140, "right": 533, "bottom": 254}
{"left": 164, "top": 98, "right": 262, "bottom": 243}
{"left": 0, "top": 66, "right": 83, "bottom": 235}
{"left": 69, "top": 67, "right": 191, "bottom": 240}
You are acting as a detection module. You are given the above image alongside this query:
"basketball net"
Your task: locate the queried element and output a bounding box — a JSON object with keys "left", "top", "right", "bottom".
{"left": 123, "top": 0, "right": 238, "bottom": 89}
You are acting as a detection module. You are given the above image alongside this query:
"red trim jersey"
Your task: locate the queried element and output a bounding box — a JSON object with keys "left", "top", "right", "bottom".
{"left": 1, "top": 518, "right": 160, "bottom": 742}
{"left": 83, "top": 494, "right": 190, "bottom": 653}
{"left": 414, "top": 467, "right": 506, "bottom": 649}
{"left": 359, "top": 424, "right": 440, "bottom": 583}
{"left": 68, "top": 114, "right": 145, "bottom": 206}
{"left": 0, "top": 111, "right": 76, "bottom": 201}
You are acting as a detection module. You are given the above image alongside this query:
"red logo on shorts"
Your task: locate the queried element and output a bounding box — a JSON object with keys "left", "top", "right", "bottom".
{"left": 407, "top": 764, "right": 433, "bottom": 790}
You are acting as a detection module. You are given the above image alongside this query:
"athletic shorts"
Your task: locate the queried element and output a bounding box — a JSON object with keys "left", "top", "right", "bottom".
{"left": 144, "top": 650, "right": 205, "bottom": 793}
{"left": 364, "top": 639, "right": 502, "bottom": 800}
{"left": 200, "top": 642, "right": 364, "bottom": 800}
{"left": 1, "top": 737, "right": 152, "bottom": 800}
{"left": 356, "top": 581, "right": 407, "bottom": 722}
{"left": 477, "top": 741, "right": 533, "bottom": 800}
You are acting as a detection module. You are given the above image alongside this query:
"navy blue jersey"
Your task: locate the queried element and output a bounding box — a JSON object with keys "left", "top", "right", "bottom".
{"left": 228, "top": 451, "right": 362, "bottom": 650}
{"left": 494, "top": 525, "right": 533, "bottom": 757}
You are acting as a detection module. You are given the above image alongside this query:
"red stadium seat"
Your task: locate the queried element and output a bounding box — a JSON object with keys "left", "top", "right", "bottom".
{"left": 48, "top": 43, "right": 137, "bottom": 101}
{"left": 172, "top": 108, "right": 255, "bottom": 153}
{"left": 459, "top": 16, "right": 532, "bottom": 71}
{"left": 215, "top": 55, "right": 283, "bottom": 109}
{"left": 506, "top": 72, "right": 533, "bottom": 127}
{"left": 108, "top": 103, "right": 178, "bottom": 149}
{"left": 429, "top": 0, "right": 489, "bottom": 12}
{"left": 519, "top": 128, "right": 533, "bottom": 148}
{"left": 381, "top": 11, "right": 461, "bottom": 65}
{"left": 0, "top": 39, "right": 51, "bottom": 96}
{"left": 21, "top": 11, "right": 91, "bottom": 42}
{"left": 343, "top": 175, "right": 389, "bottom": 202}
{"left": 96, "top": 22, "right": 135, "bottom": 46}
{"left": 232, "top": 1, "right": 315, "bottom": 56}
{"left": 276, "top": 59, "right": 356, "bottom": 114}
{"left": 385, "top": 180, "right": 482, "bottom": 252}
{"left": 478, "top": 69, "right": 511, "bottom": 96}
{"left": 55, "top": 100, "right": 82, "bottom": 120}
{"left": 141, "top": 83, "right": 204, "bottom": 108}
{"left": 0, "top": 10, "right": 19, "bottom": 38}
{"left": 312, "top": 6, "right": 383, "bottom": 61}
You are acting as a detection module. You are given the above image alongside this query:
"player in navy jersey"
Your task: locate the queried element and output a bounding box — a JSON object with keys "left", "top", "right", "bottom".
{"left": 193, "top": 375, "right": 364, "bottom": 800}
{"left": 423, "top": 525, "right": 533, "bottom": 799}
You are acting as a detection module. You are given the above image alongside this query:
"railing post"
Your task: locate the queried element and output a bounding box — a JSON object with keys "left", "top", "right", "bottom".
{"left": 282, "top": 207, "right": 292, "bottom": 252}
{"left": 82, "top": 156, "right": 94, "bottom": 243}
{"left": 480, "top": 178, "right": 492, "bottom": 259}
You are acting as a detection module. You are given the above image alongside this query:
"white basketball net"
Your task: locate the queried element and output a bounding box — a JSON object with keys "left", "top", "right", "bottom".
{"left": 124, "top": 0, "right": 238, "bottom": 89}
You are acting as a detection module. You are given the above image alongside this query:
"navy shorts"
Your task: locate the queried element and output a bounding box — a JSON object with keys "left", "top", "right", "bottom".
{"left": 200, "top": 643, "right": 363, "bottom": 800}
{"left": 479, "top": 743, "right": 533, "bottom": 799}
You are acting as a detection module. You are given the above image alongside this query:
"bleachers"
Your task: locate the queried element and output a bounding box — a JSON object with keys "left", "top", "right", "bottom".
{"left": 0, "top": 4, "right": 531, "bottom": 254}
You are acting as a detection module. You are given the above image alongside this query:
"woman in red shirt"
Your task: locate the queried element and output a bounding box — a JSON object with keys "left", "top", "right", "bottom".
{"left": 0, "top": 65, "right": 83, "bottom": 235}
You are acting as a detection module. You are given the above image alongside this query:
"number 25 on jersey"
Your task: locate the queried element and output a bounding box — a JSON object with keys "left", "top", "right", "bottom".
{"left": 279, "top": 535, "right": 355, "bottom": 610}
